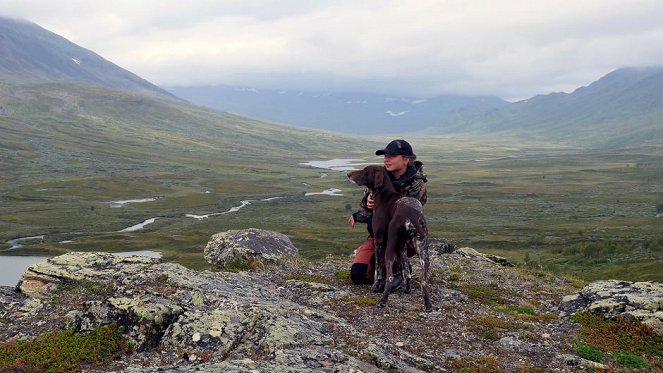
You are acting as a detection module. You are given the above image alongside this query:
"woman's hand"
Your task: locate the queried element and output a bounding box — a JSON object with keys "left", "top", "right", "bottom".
{"left": 348, "top": 214, "right": 355, "bottom": 228}
{"left": 366, "top": 193, "right": 375, "bottom": 209}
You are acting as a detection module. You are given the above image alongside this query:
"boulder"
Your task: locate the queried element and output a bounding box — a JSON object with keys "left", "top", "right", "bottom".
{"left": 204, "top": 228, "right": 298, "bottom": 267}
{"left": 18, "top": 253, "right": 160, "bottom": 298}
{"left": 453, "top": 247, "right": 515, "bottom": 267}
{"left": 559, "top": 279, "right": 663, "bottom": 333}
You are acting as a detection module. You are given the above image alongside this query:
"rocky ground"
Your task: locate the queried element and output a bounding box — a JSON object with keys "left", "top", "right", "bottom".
{"left": 1, "top": 235, "right": 662, "bottom": 372}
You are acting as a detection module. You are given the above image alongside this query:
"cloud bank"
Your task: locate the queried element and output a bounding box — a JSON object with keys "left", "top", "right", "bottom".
{"left": 2, "top": 0, "right": 663, "bottom": 100}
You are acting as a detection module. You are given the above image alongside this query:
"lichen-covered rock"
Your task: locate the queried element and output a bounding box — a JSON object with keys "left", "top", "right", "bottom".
{"left": 559, "top": 279, "right": 663, "bottom": 332}
{"left": 142, "top": 346, "right": 382, "bottom": 372}
{"left": 18, "top": 252, "right": 160, "bottom": 297}
{"left": 204, "top": 228, "right": 299, "bottom": 267}
{"left": 454, "top": 247, "right": 515, "bottom": 267}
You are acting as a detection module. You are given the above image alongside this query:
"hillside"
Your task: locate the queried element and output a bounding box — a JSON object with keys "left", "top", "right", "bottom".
{"left": 0, "top": 79, "right": 362, "bottom": 182}
{"left": 169, "top": 85, "right": 507, "bottom": 134}
{"left": 0, "top": 16, "right": 173, "bottom": 98}
{"left": 427, "top": 67, "right": 663, "bottom": 147}
{"left": 0, "top": 16, "right": 367, "bottom": 185}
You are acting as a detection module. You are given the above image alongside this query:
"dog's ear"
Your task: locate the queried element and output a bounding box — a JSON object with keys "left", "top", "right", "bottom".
{"left": 374, "top": 167, "right": 384, "bottom": 189}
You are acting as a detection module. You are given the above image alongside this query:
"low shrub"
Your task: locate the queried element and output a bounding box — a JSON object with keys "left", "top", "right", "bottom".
{"left": 573, "top": 342, "right": 606, "bottom": 362}
{"left": 458, "top": 283, "right": 507, "bottom": 305}
{"left": 571, "top": 311, "right": 663, "bottom": 369}
{"left": 614, "top": 350, "right": 651, "bottom": 369}
{"left": 0, "top": 324, "right": 132, "bottom": 372}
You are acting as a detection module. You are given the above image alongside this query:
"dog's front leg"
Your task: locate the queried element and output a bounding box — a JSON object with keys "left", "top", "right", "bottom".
{"left": 371, "top": 238, "right": 385, "bottom": 293}
{"left": 400, "top": 246, "right": 412, "bottom": 294}
{"left": 418, "top": 237, "right": 433, "bottom": 312}
{"left": 378, "top": 244, "right": 397, "bottom": 307}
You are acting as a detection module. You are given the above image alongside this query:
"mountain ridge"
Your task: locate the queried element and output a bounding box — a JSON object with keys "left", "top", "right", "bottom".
{"left": 427, "top": 66, "right": 663, "bottom": 146}
{"left": 168, "top": 84, "right": 508, "bottom": 134}
{"left": 0, "top": 16, "right": 174, "bottom": 99}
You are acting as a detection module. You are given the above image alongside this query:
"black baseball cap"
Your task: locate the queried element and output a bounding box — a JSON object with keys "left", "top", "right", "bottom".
{"left": 375, "top": 139, "right": 415, "bottom": 158}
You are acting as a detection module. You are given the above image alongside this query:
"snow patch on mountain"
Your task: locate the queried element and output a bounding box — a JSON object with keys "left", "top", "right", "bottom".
{"left": 386, "top": 110, "right": 408, "bottom": 117}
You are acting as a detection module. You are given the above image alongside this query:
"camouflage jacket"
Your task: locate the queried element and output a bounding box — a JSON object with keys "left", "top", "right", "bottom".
{"left": 352, "top": 160, "right": 428, "bottom": 225}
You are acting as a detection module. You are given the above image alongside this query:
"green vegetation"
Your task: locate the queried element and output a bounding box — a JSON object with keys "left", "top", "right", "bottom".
{"left": 470, "top": 315, "right": 517, "bottom": 341}
{"left": 56, "top": 278, "right": 116, "bottom": 298}
{"left": 338, "top": 295, "right": 378, "bottom": 307}
{"left": 457, "top": 283, "right": 508, "bottom": 305}
{"left": 283, "top": 273, "right": 328, "bottom": 284}
{"left": 334, "top": 270, "right": 350, "bottom": 281}
{"left": 0, "top": 324, "right": 132, "bottom": 372}
{"left": 498, "top": 304, "right": 535, "bottom": 315}
{"left": 573, "top": 342, "right": 607, "bottom": 363}
{"left": 451, "top": 355, "right": 515, "bottom": 372}
{"left": 218, "top": 258, "right": 259, "bottom": 272}
{"left": 571, "top": 311, "right": 663, "bottom": 369}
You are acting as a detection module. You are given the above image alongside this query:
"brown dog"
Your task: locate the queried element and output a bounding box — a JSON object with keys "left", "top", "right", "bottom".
{"left": 348, "top": 165, "right": 432, "bottom": 311}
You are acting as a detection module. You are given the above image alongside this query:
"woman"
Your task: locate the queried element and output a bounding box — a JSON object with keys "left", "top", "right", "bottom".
{"left": 348, "top": 139, "right": 427, "bottom": 286}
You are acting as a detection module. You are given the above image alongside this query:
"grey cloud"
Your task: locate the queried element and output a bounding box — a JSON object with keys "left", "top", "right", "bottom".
{"left": 2, "top": 0, "right": 663, "bottom": 100}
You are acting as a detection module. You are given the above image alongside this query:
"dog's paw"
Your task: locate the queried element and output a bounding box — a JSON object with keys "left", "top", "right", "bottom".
{"left": 377, "top": 302, "right": 386, "bottom": 308}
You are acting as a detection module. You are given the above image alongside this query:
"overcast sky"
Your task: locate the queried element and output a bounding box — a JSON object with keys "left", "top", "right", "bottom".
{"left": 3, "top": 0, "right": 663, "bottom": 100}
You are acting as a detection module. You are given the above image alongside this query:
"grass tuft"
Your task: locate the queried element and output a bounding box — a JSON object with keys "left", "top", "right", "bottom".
{"left": 470, "top": 316, "right": 516, "bottom": 341}
{"left": 334, "top": 270, "right": 350, "bottom": 281}
{"left": 573, "top": 341, "right": 606, "bottom": 362}
{"left": 458, "top": 283, "right": 507, "bottom": 305}
{"left": 338, "top": 295, "right": 378, "bottom": 307}
{"left": 283, "top": 273, "right": 328, "bottom": 284}
{"left": 220, "top": 258, "right": 265, "bottom": 272}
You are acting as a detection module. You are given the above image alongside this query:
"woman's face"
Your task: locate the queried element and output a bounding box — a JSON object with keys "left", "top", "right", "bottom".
{"left": 383, "top": 154, "right": 409, "bottom": 177}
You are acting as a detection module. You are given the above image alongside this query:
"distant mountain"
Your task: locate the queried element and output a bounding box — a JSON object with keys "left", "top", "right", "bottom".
{"left": 0, "top": 17, "right": 173, "bottom": 98}
{"left": 427, "top": 67, "right": 663, "bottom": 146}
{"left": 168, "top": 85, "right": 507, "bottom": 134}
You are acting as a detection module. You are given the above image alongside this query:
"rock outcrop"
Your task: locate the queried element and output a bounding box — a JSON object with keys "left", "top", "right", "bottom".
{"left": 2, "top": 240, "right": 662, "bottom": 371}
{"left": 6, "top": 252, "right": 381, "bottom": 371}
{"left": 558, "top": 279, "right": 663, "bottom": 333}
{"left": 204, "top": 228, "right": 298, "bottom": 267}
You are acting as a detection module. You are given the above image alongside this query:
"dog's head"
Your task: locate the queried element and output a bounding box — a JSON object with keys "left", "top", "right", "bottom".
{"left": 347, "top": 165, "right": 385, "bottom": 190}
